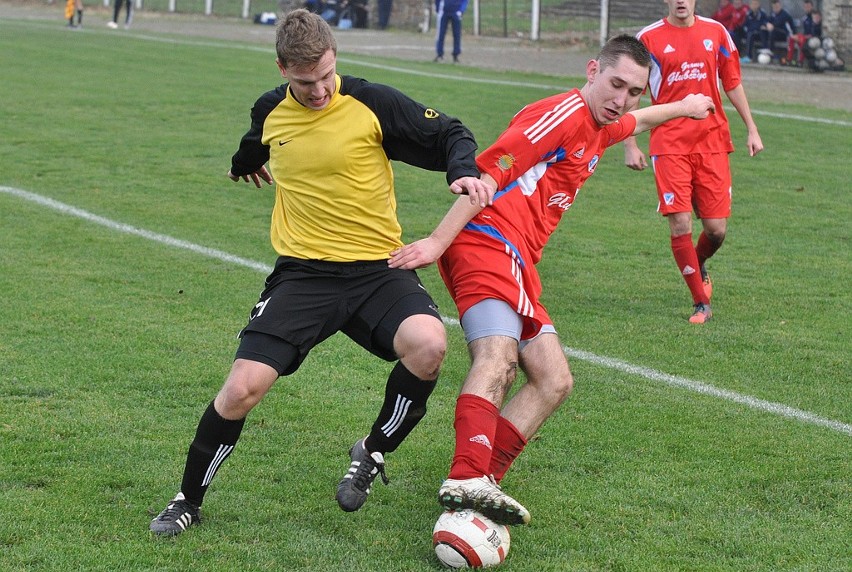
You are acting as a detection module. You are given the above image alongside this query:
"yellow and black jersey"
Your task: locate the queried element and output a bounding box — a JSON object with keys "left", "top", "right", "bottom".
{"left": 230, "top": 74, "right": 480, "bottom": 262}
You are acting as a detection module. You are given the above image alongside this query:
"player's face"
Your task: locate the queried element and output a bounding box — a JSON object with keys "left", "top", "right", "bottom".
{"left": 665, "top": 0, "right": 696, "bottom": 23}
{"left": 279, "top": 49, "right": 337, "bottom": 111}
{"left": 584, "top": 56, "right": 648, "bottom": 126}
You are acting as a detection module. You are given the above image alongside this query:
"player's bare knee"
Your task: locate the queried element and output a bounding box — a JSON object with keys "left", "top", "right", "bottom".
{"left": 555, "top": 371, "right": 574, "bottom": 402}
{"left": 216, "top": 380, "right": 264, "bottom": 417}
{"left": 406, "top": 335, "right": 446, "bottom": 380}
{"left": 706, "top": 228, "right": 726, "bottom": 245}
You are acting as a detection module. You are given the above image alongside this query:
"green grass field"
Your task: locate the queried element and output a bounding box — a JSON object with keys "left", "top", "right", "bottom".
{"left": 1, "top": 13, "right": 850, "bottom": 572}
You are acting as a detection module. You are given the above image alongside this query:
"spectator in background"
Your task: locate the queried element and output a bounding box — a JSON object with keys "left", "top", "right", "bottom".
{"left": 341, "top": 0, "right": 369, "bottom": 28}
{"left": 434, "top": 0, "right": 468, "bottom": 63}
{"left": 786, "top": 1, "right": 821, "bottom": 65}
{"left": 712, "top": 0, "right": 737, "bottom": 32}
{"left": 377, "top": 0, "right": 392, "bottom": 29}
{"left": 764, "top": 0, "right": 795, "bottom": 59}
{"left": 730, "top": 0, "right": 750, "bottom": 51}
{"left": 741, "top": 0, "right": 769, "bottom": 62}
{"left": 65, "top": 0, "right": 83, "bottom": 28}
{"left": 303, "top": 0, "right": 324, "bottom": 14}
{"left": 107, "top": 0, "right": 132, "bottom": 29}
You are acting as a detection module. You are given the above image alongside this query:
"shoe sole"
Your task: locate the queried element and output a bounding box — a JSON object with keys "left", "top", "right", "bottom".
{"left": 438, "top": 490, "right": 531, "bottom": 526}
{"left": 689, "top": 313, "right": 712, "bottom": 324}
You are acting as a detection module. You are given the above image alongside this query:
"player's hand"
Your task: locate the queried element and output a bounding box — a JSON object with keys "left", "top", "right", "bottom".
{"left": 388, "top": 237, "right": 445, "bottom": 270}
{"left": 682, "top": 93, "right": 715, "bottom": 119}
{"left": 624, "top": 144, "right": 648, "bottom": 171}
{"left": 227, "top": 166, "right": 273, "bottom": 188}
{"left": 746, "top": 131, "right": 764, "bottom": 157}
{"left": 450, "top": 175, "right": 496, "bottom": 207}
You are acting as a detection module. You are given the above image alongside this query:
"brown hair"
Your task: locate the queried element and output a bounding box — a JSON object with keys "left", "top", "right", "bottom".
{"left": 275, "top": 9, "right": 338, "bottom": 68}
{"left": 598, "top": 34, "right": 651, "bottom": 72}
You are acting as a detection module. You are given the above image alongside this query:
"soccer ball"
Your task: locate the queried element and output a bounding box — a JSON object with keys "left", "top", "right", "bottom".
{"left": 825, "top": 49, "right": 838, "bottom": 63}
{"left": 814, "top": 47, "right": 826, "bottom": 60}
{"left": 822, "top": 37, "right": 835, "bottom": 50}
{"left": 433, "top": 509, "right": 511, "bottom": 568}
{"left": 757, "top": 52, "right": 772, "bottom": 65}
{"left": 807, "top": 36, "right": 821, "bottom": 50}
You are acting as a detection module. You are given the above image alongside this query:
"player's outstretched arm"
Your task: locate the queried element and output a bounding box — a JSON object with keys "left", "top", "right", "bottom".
{"left": 630, "top": 93, "right": 715, "bottom": 134}
{"left": 227, "top": 166, "right": 273, "bottom": 188}
{"left": 389, "top": 174, "right": 495, "bottom": 270}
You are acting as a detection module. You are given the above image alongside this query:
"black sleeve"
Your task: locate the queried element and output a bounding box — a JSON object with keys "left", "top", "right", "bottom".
{"left": 229, "top": 85, "right": 288, "bottom": 177}
{"left": 340, "top": 76, "right": 481, "bottom": 185}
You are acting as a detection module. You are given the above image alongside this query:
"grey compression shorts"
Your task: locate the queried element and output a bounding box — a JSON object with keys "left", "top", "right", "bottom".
{"left": 460, "top": 298, "right": 556, "bottom": 349}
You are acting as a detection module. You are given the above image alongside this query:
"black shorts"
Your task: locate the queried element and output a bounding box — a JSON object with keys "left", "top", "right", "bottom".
{"left": 234, "top": 256, "right": 441, "bottom": 375}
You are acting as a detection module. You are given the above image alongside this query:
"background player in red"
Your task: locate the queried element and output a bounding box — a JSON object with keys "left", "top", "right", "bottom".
{"left": 389, "top": 35, "right": 715, "bottom": 525}
{"left": 624, "top": 0, "right": 764, "bottom": 324}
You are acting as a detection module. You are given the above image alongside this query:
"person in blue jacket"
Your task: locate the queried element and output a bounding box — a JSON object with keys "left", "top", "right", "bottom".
{"left": 764, "top": 0, "right": 795, "bottom": 56}
{"left": 434, "top": 0, "right": 468, "bottom": 63}
{"left": 741, "top": 0, "right": 769, "bottom": 62}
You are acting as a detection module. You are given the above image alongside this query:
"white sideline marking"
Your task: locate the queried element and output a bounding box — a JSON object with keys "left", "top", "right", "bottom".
{"left": 0, "top": 186, "right": 271, "bottom": 275}
{"left": 3, "top": 185, "right": 850, "bottom": 437}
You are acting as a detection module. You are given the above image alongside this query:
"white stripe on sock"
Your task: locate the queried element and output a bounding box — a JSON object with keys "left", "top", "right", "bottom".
{"left": 202, "top": 444, "right": 234, "bottom": 486}
{"left": 380, "top": 394, "right": 412, "bottom": 437}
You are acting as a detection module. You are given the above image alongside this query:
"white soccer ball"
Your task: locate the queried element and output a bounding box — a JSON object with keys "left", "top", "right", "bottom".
{"left": 807, "top": 36, "right": 821, "bottom": 50}
{"left": 433, "top": 509, "right": 511, "bottom": 568}
{"left": 814, "top": 47, "right": 826, "bottom": 60}
{"left": 757, "top": 52, "right": 772, "bottom": 65}
{"left": 822, "top": 37, "right": 835, "bottom": 50}
{"left": 825, "top": 49, "right": 838, "bottom": 63}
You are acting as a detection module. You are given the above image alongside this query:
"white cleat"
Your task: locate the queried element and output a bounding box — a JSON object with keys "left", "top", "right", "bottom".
{"left": 438, "top": 475, "right": 530, "bottom": 525}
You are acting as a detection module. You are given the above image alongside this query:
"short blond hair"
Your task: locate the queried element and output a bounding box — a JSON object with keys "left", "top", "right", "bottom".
{"left": 276, "top": 9, "right": 338, "bottom": 68}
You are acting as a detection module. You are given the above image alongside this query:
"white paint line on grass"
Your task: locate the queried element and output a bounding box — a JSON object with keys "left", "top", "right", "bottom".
{"left": 0, "top": 186, "right": 271, "bottom": 275}
{"left": 3, "top": 185, "right": 850, "bottom": 437}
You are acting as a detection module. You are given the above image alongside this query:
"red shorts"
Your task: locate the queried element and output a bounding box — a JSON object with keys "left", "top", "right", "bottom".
{"left": 437, "top": 233, "right": 552, "bottom": 341}
{"left": 651, "top": 153, "right": 732, "bottom": 218}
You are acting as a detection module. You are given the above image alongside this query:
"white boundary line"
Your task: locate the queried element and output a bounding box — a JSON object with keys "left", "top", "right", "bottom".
{"left": 3, "top": 185, "right": 850, "bottom": 437}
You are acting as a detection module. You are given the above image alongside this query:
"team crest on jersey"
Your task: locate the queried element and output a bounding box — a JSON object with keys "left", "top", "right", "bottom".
{"left": 497, "top": 154, "right": 515, "bottom": 171}
{"left": 587, "top": 154, "right": 599, "bottom": 173}
{"left": 704, "top": 39, "right": 714, "bottom": 52}
{"left": 573, "top": 147, "right": 585, "bottom": 159}
{"left": 424, "top": 108, "right": 439, "bottom": 119}
{"left": 664, "top": 192, "right": 675, "bottom": 205}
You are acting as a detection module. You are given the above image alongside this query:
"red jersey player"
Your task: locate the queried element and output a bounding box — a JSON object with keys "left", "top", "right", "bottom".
{"left": 389, "top": 35, "right": 714, "bottom": 525}
{"left": 624, "top": 0, "right": 764, "bottom": 323}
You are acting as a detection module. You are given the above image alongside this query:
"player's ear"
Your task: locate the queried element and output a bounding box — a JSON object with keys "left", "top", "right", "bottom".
{"left": 276, "top": 58, "right": 287, "bottom": 78}
{"left": 585, "top": 59, "right": 599, "bottom": 83}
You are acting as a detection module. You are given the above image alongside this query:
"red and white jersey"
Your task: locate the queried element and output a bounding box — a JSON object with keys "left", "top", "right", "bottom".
{"left": 470, "top": 88, "right": 636, "bottom": 270}
{"left": 637, "top": 16, "right": 741, "bottom": 155}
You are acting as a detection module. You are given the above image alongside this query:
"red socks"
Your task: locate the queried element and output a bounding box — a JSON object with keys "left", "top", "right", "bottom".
{"left": 694, "top": 231, "right": 719, "bottom": 268}
{"left": 448, "top": 393, "right": 528, "bottom": 483}
{"left": 671, "top": 233, "right": 709, "bottom": 305}
{"left": 489, "top": 416, "right": 527, "bottom": 484}
{"left": 448, "top": 394, "right": 498, "bottom": 480}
